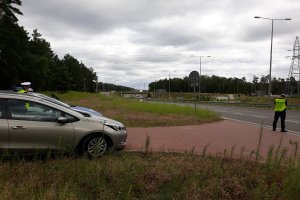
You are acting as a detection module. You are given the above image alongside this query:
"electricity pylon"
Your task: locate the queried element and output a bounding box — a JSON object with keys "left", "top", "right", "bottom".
{"left": 285, "top": 36, "right": 300, "bottom": 95}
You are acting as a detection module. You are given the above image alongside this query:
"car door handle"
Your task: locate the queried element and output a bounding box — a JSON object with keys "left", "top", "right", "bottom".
{"left": 11, "top": 126, "right": 26, "bottom": 130}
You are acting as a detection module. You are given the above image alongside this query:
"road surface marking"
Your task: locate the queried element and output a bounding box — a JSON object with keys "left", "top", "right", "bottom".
{"left": 222, "top": 117, "right": 300, "bottom": 136}
{"left": 251, "top": 115, "right": 266, "bottom": 118}
{"left": 214, "top": 110, "right": 228, "bottom": 113}
{"left": 286, "top": 120, "right": 300, "bottom": 124}
{"left": 233, "top": 112, "right": 243, "bottom": 115}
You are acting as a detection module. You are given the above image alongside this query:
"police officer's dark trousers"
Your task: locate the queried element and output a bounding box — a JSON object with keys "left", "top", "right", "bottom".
{"left": 272, "top": 110, "right": 286, "bottom": 131}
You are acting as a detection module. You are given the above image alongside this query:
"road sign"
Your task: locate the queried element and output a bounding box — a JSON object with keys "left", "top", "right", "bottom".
{"left": 188, "top": 71, "right": 200, "bottom": 114}
{"left": 189, "top": 71, "right": 199, "bottom": 87}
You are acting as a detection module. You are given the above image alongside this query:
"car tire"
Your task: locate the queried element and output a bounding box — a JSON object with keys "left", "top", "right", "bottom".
{"left": 80, "top": 134, "right": 108, "bottom": 158}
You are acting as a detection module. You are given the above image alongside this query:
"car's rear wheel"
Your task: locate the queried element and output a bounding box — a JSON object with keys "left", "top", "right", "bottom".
{"left": 80, "top": 135, "right": 108, "bottom": 158}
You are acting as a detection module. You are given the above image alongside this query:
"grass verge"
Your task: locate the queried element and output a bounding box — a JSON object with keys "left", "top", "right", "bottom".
{"left": 48, "top": 91, "right": 220, "bottom": 127}
{"left": 0, "top": 151, "right": 299, "bottom": 200}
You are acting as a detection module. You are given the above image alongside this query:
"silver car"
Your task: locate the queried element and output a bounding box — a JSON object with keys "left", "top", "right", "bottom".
{"left": 0, "top": 92, "right": 127, "bottom": 157}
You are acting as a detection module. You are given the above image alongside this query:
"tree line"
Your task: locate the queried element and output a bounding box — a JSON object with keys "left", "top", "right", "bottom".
{"left": 149, "top": 74, "right": 297, "bottom": 95}
{"left": 0, "top": 0, "right": 97, "bottom": 92}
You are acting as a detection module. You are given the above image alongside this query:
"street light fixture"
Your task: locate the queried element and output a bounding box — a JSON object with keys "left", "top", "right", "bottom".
{"left": 254, "top": 16, "right": 291, "bottom": 96}
{"left": 190, "top": 55, "right": 211, "bottom": 99}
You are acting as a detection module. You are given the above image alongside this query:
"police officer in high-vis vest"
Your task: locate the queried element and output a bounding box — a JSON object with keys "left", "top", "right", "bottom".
{"left": 18, "top": 82, "right": 31, "bottom": 110}
{"left": 272, "top": 94, "right": 287, "bottom": 132}
{"left": 18, "top": 82, "right": 32, "bottom": 93}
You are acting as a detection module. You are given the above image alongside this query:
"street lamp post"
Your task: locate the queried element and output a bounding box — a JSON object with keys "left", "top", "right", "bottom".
{"left": 163, "top": 70, "right": 176, "bottom": 99}
{"left": 191, "top": 55, "right": 211, "bottom": 100}
{"left": 254, "top": 16, "right": 291, "bottom": 96}
{"left": 169, "top": 72, "right": 171, "bottom": 99}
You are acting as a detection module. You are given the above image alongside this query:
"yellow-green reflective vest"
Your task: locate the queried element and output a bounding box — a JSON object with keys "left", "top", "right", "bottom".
{"left": 18, "top": 89, "right": 26, "bottom": 93}
{"left": 17, "top": 90, "right": 29, "bottom": 109}
{"left": 24, "top": 102, "right": 30, "bottom": 110}
{"left": 274, "top": 99, "right": 286, "bottom": 112}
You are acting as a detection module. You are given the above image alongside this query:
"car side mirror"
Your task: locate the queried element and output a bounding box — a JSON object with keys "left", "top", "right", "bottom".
{"left": 57, "top": 117, "right": 69, "bottom": 124}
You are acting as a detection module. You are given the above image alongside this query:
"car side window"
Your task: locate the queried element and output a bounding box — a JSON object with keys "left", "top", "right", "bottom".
{"left": 62, "top": 112, "right": 79, "bottom": 123}
{"left": 7, "top": 99, "right": 63, "bottom": 122}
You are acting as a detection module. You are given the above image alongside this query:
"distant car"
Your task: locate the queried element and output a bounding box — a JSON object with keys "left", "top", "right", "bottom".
{"left": 29, "top": 93, "right": 102, "bottom": 117}
{"left": 0, "top": 92, "right": 127, "bottom": 157}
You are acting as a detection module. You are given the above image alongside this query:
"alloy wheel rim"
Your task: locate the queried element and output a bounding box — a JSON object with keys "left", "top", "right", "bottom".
{"left": 87, "top": 137, "right": 107, "bottom": 157}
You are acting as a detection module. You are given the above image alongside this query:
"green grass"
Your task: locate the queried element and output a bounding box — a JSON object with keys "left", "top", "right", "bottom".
{"left": 239, "top": 95, "right": 300, "bottom": 105}
{"left": 46, "top": 91, "right": 220, "bottom": 127}
{"left": 54, "top": 91, "right": 203, "bottom": 115}
{"left": 126, "top": 102, "right": 216, "bottom": 117}
{"left": 0, "top": 150, "right": 299, "bottom": 200}
{"left": 43, "top": 91, "right": 99, "bottom": 99}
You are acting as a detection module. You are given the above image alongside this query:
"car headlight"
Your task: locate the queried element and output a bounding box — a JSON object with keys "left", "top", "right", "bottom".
{"left": 104, "top": 123, "right": 126, "bottom": 131}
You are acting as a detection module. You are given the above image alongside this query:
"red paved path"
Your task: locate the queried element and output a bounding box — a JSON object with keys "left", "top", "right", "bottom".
{"left": 126, "top": 120, "right": 300, "bottom": 158}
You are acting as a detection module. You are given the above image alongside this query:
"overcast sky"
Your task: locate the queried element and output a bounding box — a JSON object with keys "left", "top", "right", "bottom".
{"left": 17, "top": 0, "right": 300, "bottom": 89}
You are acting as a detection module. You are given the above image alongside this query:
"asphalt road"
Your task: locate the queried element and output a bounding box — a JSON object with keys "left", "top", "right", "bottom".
{"left": 193, "top": 103, "right": 300, "bottom": 134}
{"left": 149, "top": 101, "right": 300, "bottom": 134}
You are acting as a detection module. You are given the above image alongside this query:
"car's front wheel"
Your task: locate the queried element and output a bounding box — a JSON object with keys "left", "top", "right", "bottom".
{"left": 80, "top": 134, "right": 108, "bottom": 158}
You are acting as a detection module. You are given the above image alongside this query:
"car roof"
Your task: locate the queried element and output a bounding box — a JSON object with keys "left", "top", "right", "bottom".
{"left": 0, "top": 90, "right": 20, "bottom": 94}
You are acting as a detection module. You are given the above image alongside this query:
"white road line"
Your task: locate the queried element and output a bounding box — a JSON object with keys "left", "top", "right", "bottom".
{"left": 286, "top": 120, "right": 300, "bottom": 124}
{"left": 222, "top": 117, "right": 300, "bottom": 136}
{"left": 214, "top": 110, "right": 228, "bottom": 113}
{"left": 251, "top": 115, "right": 266, "bottom": 118}
{"left": 233, "top": 112, "right": 243, "bottom": 115}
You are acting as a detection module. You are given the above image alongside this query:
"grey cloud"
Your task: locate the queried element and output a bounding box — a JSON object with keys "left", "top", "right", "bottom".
{"left": 132, "top": 28, "right": 204, "bottom": 47}
{"left": 16, "top": 0, "right": 300, "bottom": 88}
{"left": 19, "top": 0, "right": 235, "bottom": 38}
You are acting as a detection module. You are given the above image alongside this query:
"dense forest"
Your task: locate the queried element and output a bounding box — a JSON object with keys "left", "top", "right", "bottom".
{"left": 0, "top": 0, "right": 298, "bottom": 95}
{"left": 149, "top": 75, "right": 298, "bottom": 95}
{"left": 0, "top": 0, "right": 98, "bottom": 92}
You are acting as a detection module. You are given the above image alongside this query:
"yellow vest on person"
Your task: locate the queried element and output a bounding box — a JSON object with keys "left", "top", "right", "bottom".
{"left": 18, "top": 89, "right": 26, "bottom": 93}
{"left": 17, "top": 90, "right": 30, "bottom": 109}
{"left": 274, "top": 98, "right": 286, "bottom": 112}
